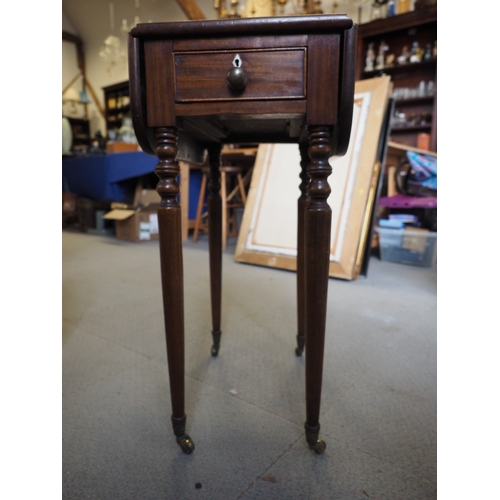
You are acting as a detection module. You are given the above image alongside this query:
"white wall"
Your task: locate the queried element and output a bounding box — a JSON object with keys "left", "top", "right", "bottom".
{"left": 62, "top": 1, "right": 209, "bottom": 137}
{"left": 62, "top": 10, "right": 105, "bottom": 133}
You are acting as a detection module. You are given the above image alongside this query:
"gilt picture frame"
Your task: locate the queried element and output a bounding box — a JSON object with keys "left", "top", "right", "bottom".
{"left": 234, "top": 76, "right": 392, "bottom": 280}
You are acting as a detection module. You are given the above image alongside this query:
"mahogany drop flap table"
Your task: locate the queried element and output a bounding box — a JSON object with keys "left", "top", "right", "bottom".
{"left": 129, "top": 14, "right": 357, "bottom": 454}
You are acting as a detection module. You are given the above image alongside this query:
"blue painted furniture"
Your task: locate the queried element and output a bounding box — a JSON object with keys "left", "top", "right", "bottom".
{"left": 62, "top": 151, "right": 203, "bottom": 220}
{"left": 62, "top": 151, "right": 158, "bottom": 202}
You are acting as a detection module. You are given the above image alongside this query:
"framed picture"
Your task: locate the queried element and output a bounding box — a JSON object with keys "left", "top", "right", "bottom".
{"left": 234, "top": 76, "right": 392, "bottom": 280}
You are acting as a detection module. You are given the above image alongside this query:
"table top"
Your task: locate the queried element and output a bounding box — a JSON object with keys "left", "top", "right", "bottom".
{"left": 129, "top": 14, "right": 357, "bottom": 160}
{"left": 131, "top": 15, "right": 353, "bottom": 39}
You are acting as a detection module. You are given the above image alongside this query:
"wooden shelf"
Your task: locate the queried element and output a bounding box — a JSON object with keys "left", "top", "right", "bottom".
{"left": 357, "top": 6, "right": 437, "bottom": 39}
{"left": 362, "top": 58, "right": 436, "bottom": 79}
{"left": 102, "top": 81, "right": 131, "bottom": 138}
{"left": 394, "top": 95, "right": 435, "bottom": 105}
{"left": 387, "top": 140, "right": 436, "bottom": 156}
{"left": 391, "top": 124, "right": 432, "bottom": 133}
{"left": 356, "top": 6, "right": 437, "bottom": 151}
{"left": 64, "top": 116, "right": 91, "bottom": 149}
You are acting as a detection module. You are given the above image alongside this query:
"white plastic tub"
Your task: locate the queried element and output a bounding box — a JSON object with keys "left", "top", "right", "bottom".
{"left": 375, "top": 227, "right": 437, "bottom": 268}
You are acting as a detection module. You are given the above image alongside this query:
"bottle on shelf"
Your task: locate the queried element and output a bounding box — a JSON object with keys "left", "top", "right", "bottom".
{"left": 388, "top": 0, "right": 396, "bottom": 16}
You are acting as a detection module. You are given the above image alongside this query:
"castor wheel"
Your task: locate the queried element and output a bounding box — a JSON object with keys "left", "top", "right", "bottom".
{"left": 211, "top": 330, "right": 221, "bottom": 357}
{"left": 176, "top": 435, "right": 195, "bottom": 454}
{"left": 295, "top": 346, "right": 304, "bottom": 356}
{"left": 308, "top": 439, "right": 326, "bottom": 454}
{"left": 211, "top": 343, "right": 220, "bottom": 357}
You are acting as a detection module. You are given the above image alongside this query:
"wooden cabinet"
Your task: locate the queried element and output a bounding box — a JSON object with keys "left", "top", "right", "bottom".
{"left": 65, "top": 117, "right": 91, "bottom": 150}
{"left": 356, "top": 6, "right": 437, "bottom": 151}
{"left": 102, "top": 81, "right": 131, "bottom": 139}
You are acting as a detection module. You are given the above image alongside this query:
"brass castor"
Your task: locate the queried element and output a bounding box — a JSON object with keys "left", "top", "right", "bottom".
{"left": 308, "top": 439, "right": 326, "bottom": 454}
{"left": 211, "top": 343, "right": 220, "bottom": 357}
{"left": 176, "top": 435, "right": 195, "bottom": 454}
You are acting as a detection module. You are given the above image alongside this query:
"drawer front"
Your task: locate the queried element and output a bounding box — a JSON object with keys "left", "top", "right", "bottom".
{"left": 174, "top": 48, "right": 306, "bottom": 103}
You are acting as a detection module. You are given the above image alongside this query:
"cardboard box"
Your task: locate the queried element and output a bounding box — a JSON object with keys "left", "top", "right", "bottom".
{"left": 106, "top": 141, "right": 139, "bottom": 154}
{"left": 104, "top": 204, "right": 159, "bottom": 242}
{"left": 103, "top": 180, "right": 161, "bottom": 242}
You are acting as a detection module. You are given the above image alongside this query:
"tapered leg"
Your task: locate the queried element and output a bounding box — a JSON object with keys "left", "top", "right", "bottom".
{"left": 155, "top": 127, "right": 194, "bottom": 454}
{"left": 207, "top": 144, "right": 223, "bottom": 356}
{"left": 221, "top": 169, "right": 228, "bottom": 251}
{"left": 296, "top": 142, "right": 310, "bottom": 356}
{"left": 303, "top": 126, "right": 333, "bottom": 454}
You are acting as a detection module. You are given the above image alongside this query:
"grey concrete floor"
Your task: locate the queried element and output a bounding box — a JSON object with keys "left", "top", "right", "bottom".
{"left": 62, "top": 229, "right": 437, "bottom": 499}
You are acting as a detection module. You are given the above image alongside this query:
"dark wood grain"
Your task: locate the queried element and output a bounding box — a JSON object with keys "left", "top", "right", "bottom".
{"left": 145, "top": 40, "right": 176, "bottom": 127}
{"left": 304, "top": 125, "right": 333, "bottom": 445}
{"left": 174, "top": 49, "right": 306, "bottom": 102}
{"left": 306, "top": 34, "right": 340, "bottom": 125}
{"left": 128, "top": 35, "right": 156, "bottom": 155}
{"left": 173, "top": 34, "right": 308, "bottom": 52}
{"left": 357, "top": 5, "right": 436, "bottom": 38}
{"left": 174, "top": 99, "right": 306, "bottom": 119}
{"left": 131, "top": 15, "right": 353, "bottom": 39}
{"left": 296, "top": 142, "right": 310, "bottom": 356}
{"left": 332, "top": 23, "right": 357, "bottom": 156}
{"left": 128, "top": 14, "right": 357, "bottom": 454}
{"left": 207, "top": 145, "right": 223, "bottom": 356}
{"left": 155, "top": 127, "right": 187, "bottom": 437}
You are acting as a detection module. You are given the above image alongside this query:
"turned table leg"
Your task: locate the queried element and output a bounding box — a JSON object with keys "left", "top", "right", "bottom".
{"left": 303, "top": 126, "right": 333, "bottom": 454}
{"left": 207, "top": 144, "right": 223, "bottom": 356}
{"left": 155, "top": 127, "right": 194, "bottom": 454}
{"left": 296, "top": 141, "right": 310, "bottom": 357}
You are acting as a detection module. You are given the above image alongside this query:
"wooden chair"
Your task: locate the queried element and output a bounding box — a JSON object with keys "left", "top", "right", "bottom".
{"left": 193, "top": 164, "right": 252, "bottom": 249}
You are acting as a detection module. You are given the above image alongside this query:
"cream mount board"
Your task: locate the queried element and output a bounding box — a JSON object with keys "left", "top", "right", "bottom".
{"left": 234, "top": 76, "right": 392, "bottom": 280}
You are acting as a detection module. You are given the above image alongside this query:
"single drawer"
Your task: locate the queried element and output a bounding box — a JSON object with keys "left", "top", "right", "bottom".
{"left": 174, "top": 48, "right": 306, "bottom": 103}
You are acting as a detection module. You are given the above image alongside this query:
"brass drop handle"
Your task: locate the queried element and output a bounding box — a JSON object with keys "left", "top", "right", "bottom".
{"left": 227, "top": 54, "right": 248, "bottom": 91}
